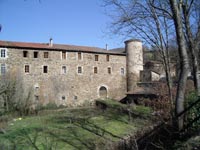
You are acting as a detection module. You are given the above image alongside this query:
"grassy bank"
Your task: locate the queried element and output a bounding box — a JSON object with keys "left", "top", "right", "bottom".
{"left": 0, "top": 103, "right": 154, "bottom": 150}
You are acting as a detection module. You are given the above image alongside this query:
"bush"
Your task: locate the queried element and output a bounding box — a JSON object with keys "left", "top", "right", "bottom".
{"left": 185, "top": 91, "right": 200, "bottom": 130}
{"left": 96, "top": 99, "right": 153, "bottom": 118}
{"left": 132, "top": 105, "right": 153, "bottom": 117}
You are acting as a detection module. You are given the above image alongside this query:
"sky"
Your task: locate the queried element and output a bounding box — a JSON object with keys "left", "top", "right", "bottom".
{"left": 0, "top": 0, "right": 126, "bottom": 49}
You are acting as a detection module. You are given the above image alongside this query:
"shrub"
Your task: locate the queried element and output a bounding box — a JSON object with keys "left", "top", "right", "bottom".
{"left": 133, "top": 105, "right": 153, "bottom": 117}
{"left": 185, "top": 91, "right": 200, "bottom": 130}
{"left": 96, "top": 99, "right": 153, "bottom": 119}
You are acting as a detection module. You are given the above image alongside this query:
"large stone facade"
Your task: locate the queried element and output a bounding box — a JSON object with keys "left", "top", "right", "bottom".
{"left": 0, "top": 39, "right": 143, "bottom": 106}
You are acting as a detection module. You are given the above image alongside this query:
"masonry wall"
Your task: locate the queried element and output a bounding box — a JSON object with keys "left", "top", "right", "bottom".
{"left": 1, "top": 48, "right": 127, "bottom": 106}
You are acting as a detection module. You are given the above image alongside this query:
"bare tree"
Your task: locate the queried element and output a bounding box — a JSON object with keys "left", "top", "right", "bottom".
{"left": 181, "top": 0, "right": 200, "bottom": 96}
{"left": 103, "top": 0, "right": 196, "bottom": 130}
{"left": 0, "top": 72, "right": 33, "bottom": 115}
{"left": 103, "top": 0, "right": 175, "bottom": 116}
{"left": 169, "top": 0, "right": 190, "bottom": 130}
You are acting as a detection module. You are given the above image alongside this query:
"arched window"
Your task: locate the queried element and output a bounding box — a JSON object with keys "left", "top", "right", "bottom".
{"left": 99, "top": 86, "right": 107, "bottom": 98}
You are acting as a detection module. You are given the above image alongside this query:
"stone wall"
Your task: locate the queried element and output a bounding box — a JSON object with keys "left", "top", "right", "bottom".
{"left": 0, "top": 47, "right": 127, "bottom": 106}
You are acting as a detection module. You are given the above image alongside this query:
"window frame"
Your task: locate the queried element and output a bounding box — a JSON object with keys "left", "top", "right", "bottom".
{"left": 95, "top": 55, "right": 99, "bottom": 61}
{"left": 77, "top": 66, "right": 82, "bottom": 74}
{"left": 43, "top": 65, "right": 48, "bottom": 73}
{"left": 121, "top": 68, "right": 125, "bottom": 75}
{"left": 108, "top": 67, "right": 111, "bottom": 74}
{"left": 23, "top": 51, "right": 28, "bottom": 58}
{"left": 106, "top": 55, "right": 110, "bottom": 62}
{"left": 77, "top": 52, "right": 82, "bottom": 60}
{"left": 1, "top": 63, "right": 6, "bottom": 75}
{"left": 62, "top": 51, "right": 67, "bottom": 60}
{"left": 62, "top": 66, "right": 67, "bottom": 74}
{"left": 0, "top": 48, "right": 8, "bottom": 59}
{"left": 44, "top": 52, "right": 49, "bottom": 58}
{"left": 94, "top": 67, "right": 98, "bottom": 74}
{"left": 61, "top": 96, "right": 66, "bottom": 101}
{"left": 24, "top": 65, "right": 30, "bottom": 73}
{"left": 33, "top": 51, "right": 39, "bottom": 58}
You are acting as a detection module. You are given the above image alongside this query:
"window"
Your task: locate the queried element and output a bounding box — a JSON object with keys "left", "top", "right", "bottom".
{"left": 62, "top": 51, "right": 66, "bottom": 59}
{"left": 99, "top": 86, "right": 107, "bottom": 98}
{"left": 34, "top": 84, "right": 39, "bottom": 93}
{"left": 74, "top": 96, "right": 78, "bottom": 100}
{"left": 23, "top": 51, "right": 28, "bottom": 57}
{"left": 0, "top": 49, "right": 6, "bottom": 58}
{"left": 106, "top": 55, "right": 110, "bottom": 61}
{"left": 108, "top": 67, "right": 111, "bottom": 74}
{"left": 77, "top": 66, "right": 82, "bottom": 74}
{"left": 62, "top": 96, "right": 66, "bottom": 101}
{"left": 95, "top": 55, "right": 99, "bottom": 61}
{"left": 25, "top": 65, "right": 30, "bottom": 73}
{"left": 62, "top": 66, "right": 67, "bottom": 74}
{"left": 94, "top": 67, "right": 98, "bottom": 74}
{"left": 1, "top": 64, "right": 6, "bottom": 75}
{"left": 35, "top": 96, "right": 39, "bottom": 101}
{"left": 121, "top": 68, "right": 125, "bottom": 75}
{"left": 34, "top": 51, "right": 38, "bottom": 58}
{"left": 44, "top": 52, "right": 49, "bottom": 58}
{"left": 43, "top": 66, "right": 48, "bottom": 73}
{"left": 78, "top": 52, "right": 82, "bottom": 60}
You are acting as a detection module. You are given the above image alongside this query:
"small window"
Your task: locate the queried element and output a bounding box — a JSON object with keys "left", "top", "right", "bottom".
{"left": 34, "top": 51, "right": 38, "bottom": 58}
{"left": 62, "top": 96, "right": 66, "bottom": 101}
{"left": 74, "top": 96, "right": 78, "bottom": 100}
{"left": 77, "top": 66, "right": 82, "bottom": 74}
{"left": 25, "top": 65, "right": 30, "bottom": 73}
{"left": 0, "top": 49, "right": 6, "bottom": 58}
{"left": 108, "top": 67, "right": 111, "bottom": 74}
{"left": 62, "top": 51, "right": 66, "bottom": 59}
{"left": 43, "top": 66, "right": 48, "bottom": 73}
{"left": 23, "top": 51, "right": 28, "bottom": 57}
{"left": 95, "top": 55, "right": 99, "bottom": 61}
{"left": 78, "top": 52, "right": 82, "bottom": 60}
{"left": 94, "top": 67, "right": 98, "bottom": 74}
{"left": 44, "top": 52, "right": 49, "bottom": 58}
{"left": 35, "top": 96, "right": 39, "bottom": 101}
{"left": 62, "top": 66, "right": 67, "bottom": 74}
{"left": 1, "top": 64, "right": 6, "bottom": 75}
{"left": 35, "top": 86, "right": 39, "bottom": 93}
{"left": 121, "top": 68, "right": 125, "bottom": 75}
{"left": 106, "top": 55, "right": 110, "bottom": 61}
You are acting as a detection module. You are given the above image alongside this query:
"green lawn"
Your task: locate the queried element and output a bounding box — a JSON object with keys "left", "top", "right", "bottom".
{"left": 0, "top": 107, "right": 153, "bottom": 150}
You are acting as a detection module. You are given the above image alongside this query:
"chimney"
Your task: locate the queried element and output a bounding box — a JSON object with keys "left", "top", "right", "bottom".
{"left": 106, "top": 44, "right": 108, "bottom": 50}
{"left": 49, "top": 38, "right": 53, "bottom": 47}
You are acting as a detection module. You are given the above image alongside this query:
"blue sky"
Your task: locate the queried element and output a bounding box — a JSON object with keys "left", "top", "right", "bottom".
{"left": 0, "top": 0, "right": 125, "bottom": 49}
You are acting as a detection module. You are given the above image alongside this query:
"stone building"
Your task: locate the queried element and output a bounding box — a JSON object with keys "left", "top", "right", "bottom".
{"left": 0, "top": 39, "right": 143, "bottom": 106}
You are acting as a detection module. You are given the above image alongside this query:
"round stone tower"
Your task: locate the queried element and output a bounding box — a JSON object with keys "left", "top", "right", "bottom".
{"left": 125, "top": 39, "right": 143, "bottom": 92}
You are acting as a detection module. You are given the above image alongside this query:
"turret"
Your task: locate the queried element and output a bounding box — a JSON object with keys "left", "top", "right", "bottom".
{"left": 125, "top": 39, "right": 143, "bottom": 92}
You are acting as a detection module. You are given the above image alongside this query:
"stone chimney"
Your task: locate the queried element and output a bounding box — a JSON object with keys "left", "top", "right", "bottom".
{"left": 106, "top": 44, "right": 108, "bottom": 50}
{"left": 125, "top": 39, "right": 143, "bottom": 92}
{"left": 49, "top": 38, "right": 53, "bottom": 47}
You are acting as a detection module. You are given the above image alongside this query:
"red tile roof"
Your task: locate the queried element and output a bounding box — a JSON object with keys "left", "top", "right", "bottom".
{"left": 0, "top": 40, "right": 125, "bottom": 55}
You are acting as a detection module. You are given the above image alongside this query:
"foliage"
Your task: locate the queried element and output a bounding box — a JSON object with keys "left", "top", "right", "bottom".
{"left": 96, "top": 99, "right": 153, "bottom": 119}
{"left": 37, "top": 102, "right": 58, "bottom": 110}
{"left": 185, "top": 91, "right": 200, "bottom": 130}
{"left": 132, "top": 105, "right": 153, "bottom": 118}
{"left": 0, "top": 73, "right": 34, "bottom": 116}
{"left": 173, "top": 136, "right": 200, "bottom": 150}
{"left": 96, "top": 99, "right": 126, "bottom": 110}
{"left": 0, "top": 107, "right": 154, "bottom": 150}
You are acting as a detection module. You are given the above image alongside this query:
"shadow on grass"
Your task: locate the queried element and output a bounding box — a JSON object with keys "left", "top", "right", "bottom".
{"left": 0, "top": 108, "right": 150, "bottom": 150}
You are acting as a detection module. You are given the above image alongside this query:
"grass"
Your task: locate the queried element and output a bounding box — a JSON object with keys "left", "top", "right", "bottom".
{"left": 0, "top": 106, "right": 154, "bottom": 150}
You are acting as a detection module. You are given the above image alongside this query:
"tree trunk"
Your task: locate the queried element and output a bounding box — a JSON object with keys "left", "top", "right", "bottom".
{"left": 182, "top": 3, "right": 200, "bottom": 96}
{"left": 169, "top": 0, "right": 190, "bottom": 130}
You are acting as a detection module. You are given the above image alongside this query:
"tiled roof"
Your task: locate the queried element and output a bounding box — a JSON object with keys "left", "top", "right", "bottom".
{"left": 0, "top": 40, "right": 125, "bottom": 55}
